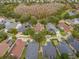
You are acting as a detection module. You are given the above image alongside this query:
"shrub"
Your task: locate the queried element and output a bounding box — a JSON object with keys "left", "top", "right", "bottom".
{"left": 8, "top": 28, "right": 18, "bottom": 35}
{"left": 0, "top": 31, "right": 7, "bottom": 42}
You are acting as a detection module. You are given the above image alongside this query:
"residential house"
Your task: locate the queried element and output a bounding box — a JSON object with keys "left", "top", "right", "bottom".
{"left": 68, "top": 11, "right": 76, "bottom": 16}
{"left": 66, "top": 18, "right": 79, "bottom": 25}
{"left": 68, "top": 0, "right": 78, "bottom": 3}
{"left": 5, "top": 20, "right": 26, "bottom": 32}
{"left": 26, "top": 41, "right": 39, "bottom": 59}
{"left": 43, "top": 42, "right": 57, "bottom": 59}
{"left": 5, "top": 21, "right": 17, "bottom": 30}
{"left": 34, "top": 22, "right": 44, "bottom": 32}
{"left": 9, "top": 39, "right": 25, "bottom": 59}
{"left": 0, "top": 40, "right": 10, "bottom": 57}
{"left": 46, "top": 23, "right": 59, "bottom": 34}
{"left": 16, "top": 22, "right": 26, "bottom": 32}
{"left": 70, "top": 40, "right": 79, "bottom": 52}
{"left": 58, "top": 20, "right": 73, "bottom": 32}
{"left": 67, "top": 36, "right": 79, "bottom": 52}
{"left": 56, "top": 42, "right": 75, "bottom": 58}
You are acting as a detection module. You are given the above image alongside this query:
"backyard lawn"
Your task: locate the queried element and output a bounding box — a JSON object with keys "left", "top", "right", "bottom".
{"left": 21, "top": 48, "right": 26, "bottom": 59}
{"left": 51, "top": 39, "right": 59, "bottom": 46}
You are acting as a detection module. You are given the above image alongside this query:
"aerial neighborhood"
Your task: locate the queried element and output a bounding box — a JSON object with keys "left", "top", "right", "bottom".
{"left": 0, "top": 0, "right": 79, "bottom": 59}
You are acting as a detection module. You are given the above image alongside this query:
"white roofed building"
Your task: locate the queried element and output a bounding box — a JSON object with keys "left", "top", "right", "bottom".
{"left": 16, "top": 22, "right": 25, "bottom": 32}
{"left": 5, "top": 22, "right": 17, "bottom": 30}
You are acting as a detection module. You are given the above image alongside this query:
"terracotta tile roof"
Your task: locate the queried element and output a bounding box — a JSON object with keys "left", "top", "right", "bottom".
{"left": 10, "top": 39, "right": 25, "bottom": 59}
{"left": 0, "top": 40, "right": 9, "bottom": 57}
{"left": 58, "top": 20, "right": 73, "bottom": 32}
{"left": 34, "top": 23, "right": 44, "bottom": 32}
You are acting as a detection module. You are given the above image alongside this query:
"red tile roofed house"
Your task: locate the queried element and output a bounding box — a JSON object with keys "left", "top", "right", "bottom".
{"left": 9, "top": 39, "right": 25, "bottom": 59}
{"left": 58, "top": 20, "right": 73, "bottom": 32}
{"left": 34, "top": 22, "right": 44, "bottom": 32}
{"left": 0, "top": 40, "right": 10, "bottom": 57}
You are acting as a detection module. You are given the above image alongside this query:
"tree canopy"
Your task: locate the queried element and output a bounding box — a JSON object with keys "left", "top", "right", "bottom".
{"left": 23, "top": 28, "right": 35, "bottom": 36}
{"left": 18, "top": 15, "right": 31, "bottom": 23}
{"left": 0, "top": 31, "right": 7, "bottom": 42}
{"left": 33, "top": 32, "right": 45, "bottom": 44}
{"left": 0, "top": 24, "right": 5, "bottom": 30}
{"left": 61, "top": 53, "right": 69, "bottom": 59}
{"left": 72, "top": 24, "right": 79, "bottom": 39}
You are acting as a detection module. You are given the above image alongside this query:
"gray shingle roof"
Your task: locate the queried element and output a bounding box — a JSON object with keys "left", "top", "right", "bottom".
{"left": 43, "top": 42, "right": 56, "bottom": 59}
{"left": 67, "top": 36, "right": 79, "bottom": 52}
{"left": 71, "top": 40, "right": 79, "bottom": 52}
{"left": 5, "top": 22, "right": 17, "bottom": 29}
{"left": 26, "top": 41, "right": 39, "bottom": 59}
{"left": 46, "top": 23, "right": 59, "bottom": 34}
{"left": 56, "top": 42, "right": 73, "bottom": 55}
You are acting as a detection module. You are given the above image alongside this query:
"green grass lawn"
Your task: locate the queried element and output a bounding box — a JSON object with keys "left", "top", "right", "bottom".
{"left": 38, "top": 52, "right": 43, "bottom": 59}
{"left": 60, "top": 29, "right": 66, "bottom": 36}
{"left": 41, "top": 40, "right": 46, "bottom": 45}
{"left": 51, "top": 39, "right": 59, "bottom": 46}
{"left": 21, "top": 48, "right": 26, "bottom": 59}
{"left": 60, "top": 31, "right": 66, "bottom": 36}
{"left": 53, "top": 40, "right": 59, "bottom": 46}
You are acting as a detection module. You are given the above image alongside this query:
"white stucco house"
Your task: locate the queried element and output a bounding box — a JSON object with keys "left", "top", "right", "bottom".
{"left": 16, "top": 22, "right": 26, "bottom": 32}
{"left": 5, "top": 21, "right": 17, "bottom": 30}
